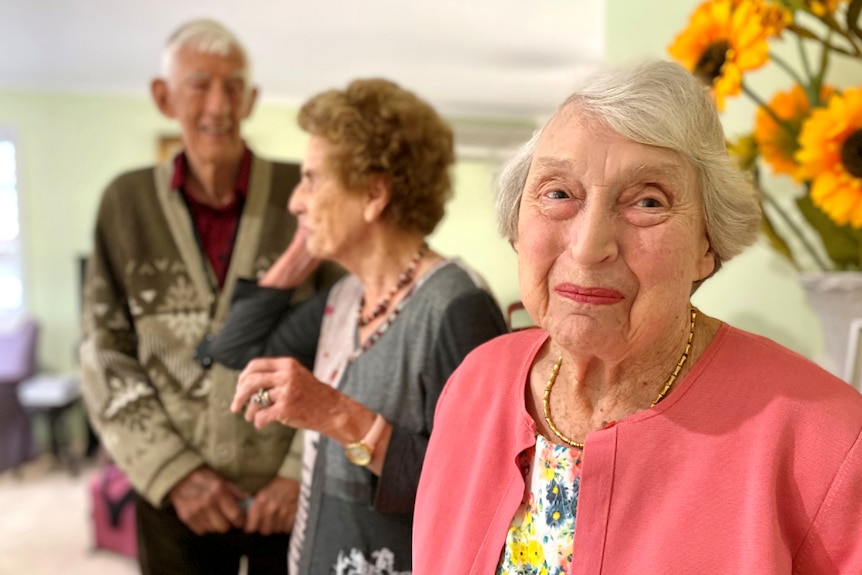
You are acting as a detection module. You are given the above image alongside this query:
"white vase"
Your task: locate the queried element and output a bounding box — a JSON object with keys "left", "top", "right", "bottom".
{"left": 797, "top": 271, "right": 862, "bottom": 380}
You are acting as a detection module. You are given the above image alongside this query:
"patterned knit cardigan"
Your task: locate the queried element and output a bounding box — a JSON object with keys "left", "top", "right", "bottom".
{"left": 80, "top": 156, "right": 332, "bottom": 505}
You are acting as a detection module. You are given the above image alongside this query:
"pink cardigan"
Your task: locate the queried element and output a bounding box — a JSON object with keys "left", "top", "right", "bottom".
{"left": 413, "top": 324, "right": 862, "bottom": 574}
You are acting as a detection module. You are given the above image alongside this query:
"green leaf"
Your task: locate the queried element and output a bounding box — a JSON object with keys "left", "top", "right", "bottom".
{"left": 796, "top": 195, "right": 862, "bottom": 269}
{"left": 848, "top": 0, "right": 862, "bottom": 41}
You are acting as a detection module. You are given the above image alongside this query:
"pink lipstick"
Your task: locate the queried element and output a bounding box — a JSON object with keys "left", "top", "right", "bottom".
{"left": 554, "top": 284, "right": 624, "bottom": 305}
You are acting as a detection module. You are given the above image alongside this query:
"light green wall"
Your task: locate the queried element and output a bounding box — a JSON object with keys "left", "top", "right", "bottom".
{"left": 431, "top": 161, "right": 521, "bottom": 307}
{"left": 3, "top": 92, "right": 172, "bottom": 373}
{"left": 1, "top": 90, "right": 517, "bottom": 373}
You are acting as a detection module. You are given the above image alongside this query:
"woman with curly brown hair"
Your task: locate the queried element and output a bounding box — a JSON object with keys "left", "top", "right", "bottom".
{"left": 203, "top": 78, "right": 508, "bottom": 574}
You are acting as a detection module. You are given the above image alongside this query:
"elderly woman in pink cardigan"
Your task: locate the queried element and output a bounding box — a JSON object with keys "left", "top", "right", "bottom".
{"left": 413, "top": 60, "right": 862, "bottom": 575}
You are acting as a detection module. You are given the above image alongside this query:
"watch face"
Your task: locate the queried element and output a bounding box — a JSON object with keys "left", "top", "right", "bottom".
{"left": 345, "top": 442, "right": 372, "bottom": 466}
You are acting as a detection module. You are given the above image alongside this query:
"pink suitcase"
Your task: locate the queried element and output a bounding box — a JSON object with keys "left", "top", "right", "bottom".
{"left": 89, "top": 463, "right": 138, "bottom": 558}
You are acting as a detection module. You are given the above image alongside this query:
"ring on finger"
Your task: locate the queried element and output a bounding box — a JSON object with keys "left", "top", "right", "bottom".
{"left": 251, "top": 388, "right": 272, "bottom": 408}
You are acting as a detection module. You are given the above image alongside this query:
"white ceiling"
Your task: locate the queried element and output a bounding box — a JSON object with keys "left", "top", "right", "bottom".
{"left": 0, "top": 0, "right": 605, "bottom": 121}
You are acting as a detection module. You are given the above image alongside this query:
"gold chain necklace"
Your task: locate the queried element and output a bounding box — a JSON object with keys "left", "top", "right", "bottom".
{"left": 542, "top": 308, "right": 697, "bottom": 449}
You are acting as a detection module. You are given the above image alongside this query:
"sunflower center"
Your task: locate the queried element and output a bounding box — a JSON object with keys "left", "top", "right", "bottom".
{"left": 841, "top": 130, "right": 862, "bottom": 178}
{"left": 694, "top": 41, "right": 730, "bottom": 85}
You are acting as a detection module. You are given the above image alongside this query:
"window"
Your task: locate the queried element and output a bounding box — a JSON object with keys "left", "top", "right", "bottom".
{"left": 0, "top": 135, "right": 23, "bottom": 310}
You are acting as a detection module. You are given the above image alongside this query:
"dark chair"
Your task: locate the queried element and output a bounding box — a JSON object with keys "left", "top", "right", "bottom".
{"left": 0, "top": 316, "right": 39, "bottom": 473}
{"left": 506, "top": 301, "right": 537, "bottom": 332}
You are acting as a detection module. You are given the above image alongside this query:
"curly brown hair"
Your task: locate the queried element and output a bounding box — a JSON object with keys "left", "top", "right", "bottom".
{"left": 298, "top": 78, "right": 455, "bottom": 236}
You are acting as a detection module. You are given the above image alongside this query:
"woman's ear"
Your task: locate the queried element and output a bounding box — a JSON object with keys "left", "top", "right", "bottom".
{"left": 695, "top": 241, "right": 717, "bottom": 282}
{"left": 363, "top": 175, "right": 392, "bottom": 222}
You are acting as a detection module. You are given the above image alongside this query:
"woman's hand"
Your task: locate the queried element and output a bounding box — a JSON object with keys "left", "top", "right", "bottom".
{"left": 232, "top": 356, "right": 345, "bottom": 433}
{"left": 259, "top": 227, "right": 320, "bottom": 289}
{"left": 234, "top": 356, "right": 393, "bottom": 474}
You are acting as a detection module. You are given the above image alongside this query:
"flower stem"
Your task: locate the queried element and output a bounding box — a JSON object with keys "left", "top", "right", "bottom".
{"left": 796, "top": 33, "right": 814, "bottom": 85}
{"left": 822, "top": 9, "right": 862, "bottom": 57}
{"left": 813, "top": 30, "right": 832, "bottom": 98}
{"left": 791, "top": 12, "right": 862, "bottom": 58}
{"left": 761, "top": 190, "right": 831, "bottom": 271}
{"left": 769, "top": 51, "right": 808, "bottom": 86}
{"left": 844, "top": 30, "right": 862, "bottom": 57}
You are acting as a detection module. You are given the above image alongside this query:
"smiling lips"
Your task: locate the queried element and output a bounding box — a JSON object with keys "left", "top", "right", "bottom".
{"left": 200, "top": 124, "right": 231, "bottom": 136}
{"left": 555, "top": 284, "right": 624, "bottom": 305}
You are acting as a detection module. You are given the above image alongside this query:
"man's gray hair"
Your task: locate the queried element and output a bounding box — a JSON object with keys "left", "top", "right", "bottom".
{"left": 496, "top": 60, "right": 760, "bottom": 276}
{"left": 161, "top": 19, "right": 252, "bottom": 86}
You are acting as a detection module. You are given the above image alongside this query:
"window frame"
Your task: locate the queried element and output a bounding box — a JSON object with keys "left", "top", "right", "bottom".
{"left": 0, "top": 127, "right": 25, "bottom": 312}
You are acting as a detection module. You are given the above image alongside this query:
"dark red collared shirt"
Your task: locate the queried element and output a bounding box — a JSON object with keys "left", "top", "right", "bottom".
{"left": 171, "top": 148, "right": 252, "bottom": 289}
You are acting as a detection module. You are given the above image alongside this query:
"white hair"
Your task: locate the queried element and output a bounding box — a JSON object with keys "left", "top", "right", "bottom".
{"left": 496, "top": 60, "right": 761, "bottom": 280}
{"left": 161, "top": 19, "right": 252, "bottom": 87}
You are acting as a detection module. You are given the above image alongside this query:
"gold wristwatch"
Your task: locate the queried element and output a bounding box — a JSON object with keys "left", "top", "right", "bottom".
{"left": 344, "top": 414, "right": 387, "bottom": 466}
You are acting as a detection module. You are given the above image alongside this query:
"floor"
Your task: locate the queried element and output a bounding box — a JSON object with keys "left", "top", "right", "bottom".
{"left": 0, "top": 455, "right": 138, "bottom": 575}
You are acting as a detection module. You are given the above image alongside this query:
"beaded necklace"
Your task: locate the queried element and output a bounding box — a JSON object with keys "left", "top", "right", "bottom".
{"left": 542, "top": 308, "right": 697, "bottom": 449}
{"left": 349, "top": 260, "right": 449, "bottom": 360}
{"left": 356, "top": 242, "right": 428, "bottom": 327}
{"left": 351, "top": 292, "right": 411, "bottom": 359}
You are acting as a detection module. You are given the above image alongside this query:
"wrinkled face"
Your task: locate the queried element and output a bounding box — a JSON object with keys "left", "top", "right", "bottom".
{"left": 161, "top": 45, "right": 254, "bottom": 166}
{"left": 289, "top": 136, "right": 369, "bottom": 262}
{"left": 516, "top": 106, "right": 715, "bottom": 355}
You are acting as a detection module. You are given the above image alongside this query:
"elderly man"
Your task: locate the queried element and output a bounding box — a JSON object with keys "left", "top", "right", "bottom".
{"left": 80, "top": 19, "right": 335, "bottom": 575}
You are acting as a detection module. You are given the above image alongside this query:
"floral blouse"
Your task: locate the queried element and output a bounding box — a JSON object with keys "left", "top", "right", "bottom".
{"left": 496, "top": 434, "right": 583, "bottom": 575}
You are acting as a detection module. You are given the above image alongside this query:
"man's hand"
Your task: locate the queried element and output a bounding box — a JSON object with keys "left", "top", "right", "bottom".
{"left": 168, "top": 466, "right": 247, "bottom": 535}
{"left": 244, "top": 476, "right": 300, "bottom": 535}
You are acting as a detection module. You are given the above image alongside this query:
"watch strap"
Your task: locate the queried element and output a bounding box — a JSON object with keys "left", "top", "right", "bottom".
{"left": 344, "top": 413, "right": 388, "bottom": 466}
{"left": 360, "top": 413, "right": 387, "bottom": 452}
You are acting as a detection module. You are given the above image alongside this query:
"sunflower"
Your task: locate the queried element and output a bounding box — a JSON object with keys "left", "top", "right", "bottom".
{"left": 750, "top": 0, "right": 793, "bottom": 36}
{"left": 754, "top": 84, "right": 836, "bottom": 177}
{"left": 669, "top": 0, "right": 781, "bottom": 110}
{"left": 806, "top": 0, "right": 844, "bottom": 17}
{"left": 796, "top": 87, "right": 862, "bottom": 228}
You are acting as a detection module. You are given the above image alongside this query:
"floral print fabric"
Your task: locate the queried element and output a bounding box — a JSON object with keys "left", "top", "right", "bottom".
{"left": 496, "top": 434, "right": 583, "bottom": 575}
